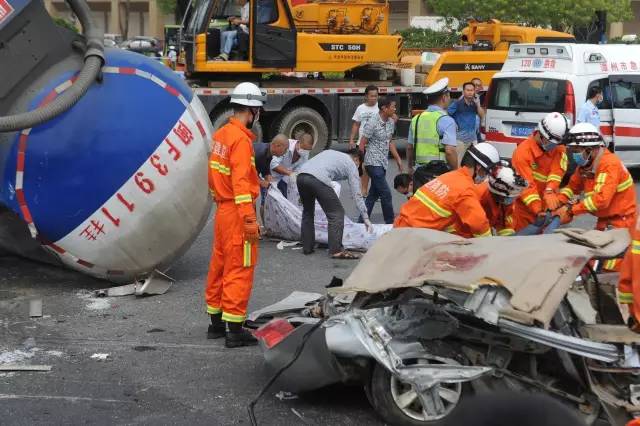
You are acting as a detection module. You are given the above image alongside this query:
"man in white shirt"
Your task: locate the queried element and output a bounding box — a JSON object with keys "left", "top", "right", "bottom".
{"left": 349, "top": 85, "right": 379, "bottom": 196}
{"left": 577, "top": 86, "right": 603, "bottom": 130}
{"left": 270, "top": 133, "right": 313, "bottom": 196}
{"left": 216, "top": 0, "right": 250, "bottom": 61}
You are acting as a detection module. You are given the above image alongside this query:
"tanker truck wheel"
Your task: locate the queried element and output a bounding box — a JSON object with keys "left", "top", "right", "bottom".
{"left": 366, "top": 358, "right": 466, "bottom": 426}
{"left": 211, "top": 108, "right": 264, "bottom": 143}
{"left": 274, "top": 107, "right": 329, "bottom": 156}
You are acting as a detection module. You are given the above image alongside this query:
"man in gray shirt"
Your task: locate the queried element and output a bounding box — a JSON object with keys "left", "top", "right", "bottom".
{"left": 359, "top": 97, "right": 402, "bottom": 224}
{"left": 297, "top": 149, "right": 372, "bottom": 259}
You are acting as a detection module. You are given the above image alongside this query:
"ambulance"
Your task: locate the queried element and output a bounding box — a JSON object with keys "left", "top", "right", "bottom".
{"left": 484, "top": 43, "right": 640, "bottom": 166}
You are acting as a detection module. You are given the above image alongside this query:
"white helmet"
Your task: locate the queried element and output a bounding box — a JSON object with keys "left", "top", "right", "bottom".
{"left": 489, "top": 163, "right": 528, "bottom": 197}
{"left": 467, "top": 142, "right": 500, "bottom": 171}
{"left": 230, "top": 82, "right": 266, "bottom": 107}
{"left": 565, "top": 122, "right": 604, "bottom": 147}
{"left": 538, "top": 112, "right": 569, "bottom": 144}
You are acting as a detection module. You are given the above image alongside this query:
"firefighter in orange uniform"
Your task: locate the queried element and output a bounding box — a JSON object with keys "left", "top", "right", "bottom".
{"left": 475, "top": 162, "right": 527, "bottom": 236}
{"left": 555, "top": 122, "right": 637, "bottom": 271}
{"left": 619, "top": 216, "right": 640, "bottom": 333}
{"left": 511, "top": 112, "right": 569, "bottom": 231}
{"left": 394, "top": 143, "right": 499, "bottom": 238}
{"left": 205, "top": 82, "right": 266, "bottom": 348}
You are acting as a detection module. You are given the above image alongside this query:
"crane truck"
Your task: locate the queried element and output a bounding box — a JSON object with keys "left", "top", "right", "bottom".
{"left": 178, "top": 0, "right": 575, "bottom": 150}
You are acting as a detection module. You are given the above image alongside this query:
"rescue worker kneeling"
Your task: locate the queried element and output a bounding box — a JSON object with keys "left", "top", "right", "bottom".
{"left": 475, "top": 162, "right": 527, "bottom": 236}
{"left": 555, "top": 123, "right": 637, "bottom": 271}
{"left": 619, "top": 216, "right": 640, "bottom": 333}
{"left": 511, "top": 112, "right": 569, "bottom": 232}
{"left": 394, "top": 143, "right": 499, "bottom": 238}
{"left": 205, "top": 82, "right": 265, "bottom": 348}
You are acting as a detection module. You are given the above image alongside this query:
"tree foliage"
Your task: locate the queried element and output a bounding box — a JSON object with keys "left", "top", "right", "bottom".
{"left": 158, "top": 0, "right": 177, "bottom": 15}
{"left": 399, "top": 28, "right": 460, "bottom": 48}
{"left": 53, "top": 17, "right": 78, "bottom": 33}
{"left": 427, "top": 0, "right": 633, "bottom": 31}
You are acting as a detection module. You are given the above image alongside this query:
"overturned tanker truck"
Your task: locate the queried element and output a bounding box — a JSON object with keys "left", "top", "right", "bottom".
{"left": 0, "top": 0, "right": 213, "bottom": 282}
{"left": 250, "top": 228, "right": 640, "bottom": 426}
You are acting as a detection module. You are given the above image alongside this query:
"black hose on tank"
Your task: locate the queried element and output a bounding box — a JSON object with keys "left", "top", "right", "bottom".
{"left": 0, "top": 0, "right": 104, "bottom": 133}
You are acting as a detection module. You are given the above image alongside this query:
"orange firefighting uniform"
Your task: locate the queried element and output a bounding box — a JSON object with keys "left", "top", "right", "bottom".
{"left": 619, "top": 217, "right": 640, "bottom": 328}
{"left": 558, "top": 149, "right": 636, "bottom": 271}
{"left": 511, "top": 133, "right": 568, "bottom": 231}
{"left": 394, "top": 167, "right": 492, "bottom": 238}
{"left": 205, "top": 118, "right": 260, "bottom": 323}
{"left": 475, "top": 182, "right": 516, "bottom": 236}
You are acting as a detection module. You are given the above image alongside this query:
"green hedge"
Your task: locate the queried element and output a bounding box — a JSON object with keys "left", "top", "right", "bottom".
{"left": 398, "top": 28, "right": 460, "bottom": 49}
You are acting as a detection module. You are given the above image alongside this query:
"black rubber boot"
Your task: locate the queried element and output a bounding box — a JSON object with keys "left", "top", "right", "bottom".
{"left": 207, "top": 313, "right": 225, "bottom": 339}
{"left": 225, "top": 321, "right": 258, "bottom": 348}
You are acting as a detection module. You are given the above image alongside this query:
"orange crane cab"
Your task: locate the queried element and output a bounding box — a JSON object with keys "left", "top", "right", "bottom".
{"left": 422, "top": 20, "right": 576, "bottom": 89}
{"left": 180, "top": 0, "right": 401, "bottom": 76}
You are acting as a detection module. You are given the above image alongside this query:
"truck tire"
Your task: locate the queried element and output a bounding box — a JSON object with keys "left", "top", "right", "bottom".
{"left": 366, "top": 358, "right": 466, "bottom": 426}
{"left": 275, "top": 107, "right": 329, "bottom": 156}
{"left": 211, "top": 108, "right": 264, "bottom": 143}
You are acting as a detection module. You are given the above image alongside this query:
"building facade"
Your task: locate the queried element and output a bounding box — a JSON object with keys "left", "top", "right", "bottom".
{"left": 45, "top": 0, "right": 174, "bottom": 41}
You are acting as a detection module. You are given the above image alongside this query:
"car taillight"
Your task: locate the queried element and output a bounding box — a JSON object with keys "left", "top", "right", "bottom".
{"left": 254, "top": 318, "right": 295, "bottom": 349}
{"left": 564, "top": 81, "right": 575, "bottom": 125}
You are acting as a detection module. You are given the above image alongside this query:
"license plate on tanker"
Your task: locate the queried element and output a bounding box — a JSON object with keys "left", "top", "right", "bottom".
{"left": 511, "top": 125, "right": 536, "bottom": 137}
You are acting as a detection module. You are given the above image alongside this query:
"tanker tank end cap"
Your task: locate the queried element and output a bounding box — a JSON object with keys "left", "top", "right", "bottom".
{"left": 422, "top": 77, "right": 449, "bottom": 96}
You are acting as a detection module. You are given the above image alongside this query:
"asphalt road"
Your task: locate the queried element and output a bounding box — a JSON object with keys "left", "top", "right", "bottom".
{"left": 1, "top": 155, "right": 638, "bottom": 425}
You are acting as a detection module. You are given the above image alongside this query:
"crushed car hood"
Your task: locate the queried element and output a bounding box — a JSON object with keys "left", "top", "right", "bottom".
{"left": 333, "top": 228, "right": 630, "bottom": 328}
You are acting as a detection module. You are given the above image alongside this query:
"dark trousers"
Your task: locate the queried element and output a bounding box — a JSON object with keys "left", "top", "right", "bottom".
{"left": 297, "top": 173, "right": 345, "bottom": 255}
{"left": 365, "top": 165, "right": 394, "bottom": 224}
{"left": 277, "top": 179, "right": 288, "bottom": 198}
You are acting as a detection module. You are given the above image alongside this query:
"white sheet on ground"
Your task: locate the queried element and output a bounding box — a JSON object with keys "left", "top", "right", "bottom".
{"left": 263, "top": 176, "right": 392, "bottom": 251}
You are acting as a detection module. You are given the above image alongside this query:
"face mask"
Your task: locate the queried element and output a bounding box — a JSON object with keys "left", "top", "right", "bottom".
{"left": 572, "top": 151, "right": 588, "bottom": 167}
{"left": 473, "top": 169, "right": 487, "bottom": 184}
{"left": 541, "top": 140, "right": 558, "bottom": 152}
{"left": 502, "top": 197, "right": 514, "bottom": 206}
{"left": 297, "top": 149, "right": 310, "bottom": 159}
{"left": 249, "top": 109, "right": 260, "bottom": 129}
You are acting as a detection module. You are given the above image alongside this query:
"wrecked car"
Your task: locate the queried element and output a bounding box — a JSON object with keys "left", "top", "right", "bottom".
{"left": 249, "top": 228, "right": 640, "bottom": 426}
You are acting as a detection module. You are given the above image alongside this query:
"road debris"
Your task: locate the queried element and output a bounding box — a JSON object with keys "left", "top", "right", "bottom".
{"left": 94, "top": 271, "right": 174, "bottom": 298}
{"left": 90, "top": 353, "right": 110, "bottom": 361}
{"left": 135, "top": 271, "right": 173, "bottom": 296}
{"left": 275, "top": 391, "right": 298, "bottom": 401}
{"left": 276, "top": 241, "right": 299, "bottom": 250}
{"left": 0, "top": 365, "right": 51, "bottom": 372}
{"left": 94, "top": 284, "right": 137, "bottom": 298}
{"left": 290, "top": 408, "right": 308, "bottom": 424}
{"left": 29, "top": 299, "right": 42, "bottom": 318}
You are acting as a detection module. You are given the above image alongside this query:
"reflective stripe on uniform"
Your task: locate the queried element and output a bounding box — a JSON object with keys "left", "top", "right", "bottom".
{"left": 473, "top": 229, "right": 492, "bottom": 238}
{"left": 221, "top": 312, "right": 246, "bottom": 323}
{"left": 250, "top": 156, "right": 256, "bottom": 166}
{"left": 243, "top": 241, "right": 252, "bottom": 267}
{"left": 617, "top": 175, "right": 633, "bottom": 192}
{"left": 594, "top": 172, "right": 607, "bottom": 192}
{"left": 532, "top": 171, "right": 547, "bottom": 183}
{"left": 445, "top": 225, "right": 456, "bottom": 233}
{"left": 210, "top": 160, "right": 231, "bottom": 175}
{"left": 560, "top": 152, "right": 568, "bottom": 171}
{"left": 234, "top": 194, "right": 253, "bottom": 204}
{"left": 414, "top": 190, "right": 452, "bottom": 218}
{"left": 583, "top": 196, "right": 597, "bottom": 212}
{"left": 632, "top": 239, "right": 640, "bottom": 255}
{"left": 522, "top": 194, "right": 541, "bottom": 206}
{"left": 498, "top": 228, "right": 515, "bottom": 236}
{"left": 547, "top": 174, "right": 562, "bottom": 183}
{"left": 619, "top": 291, "right": 634, "bottom": 304}
{"left": 560, "top": 187, "right": 574, "bottom": 199}
{"left": 207, "top": 306, "right": 222, "bottom": 314}
{"left": 603, "top": 258, "right": 618, "bottom": 270}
